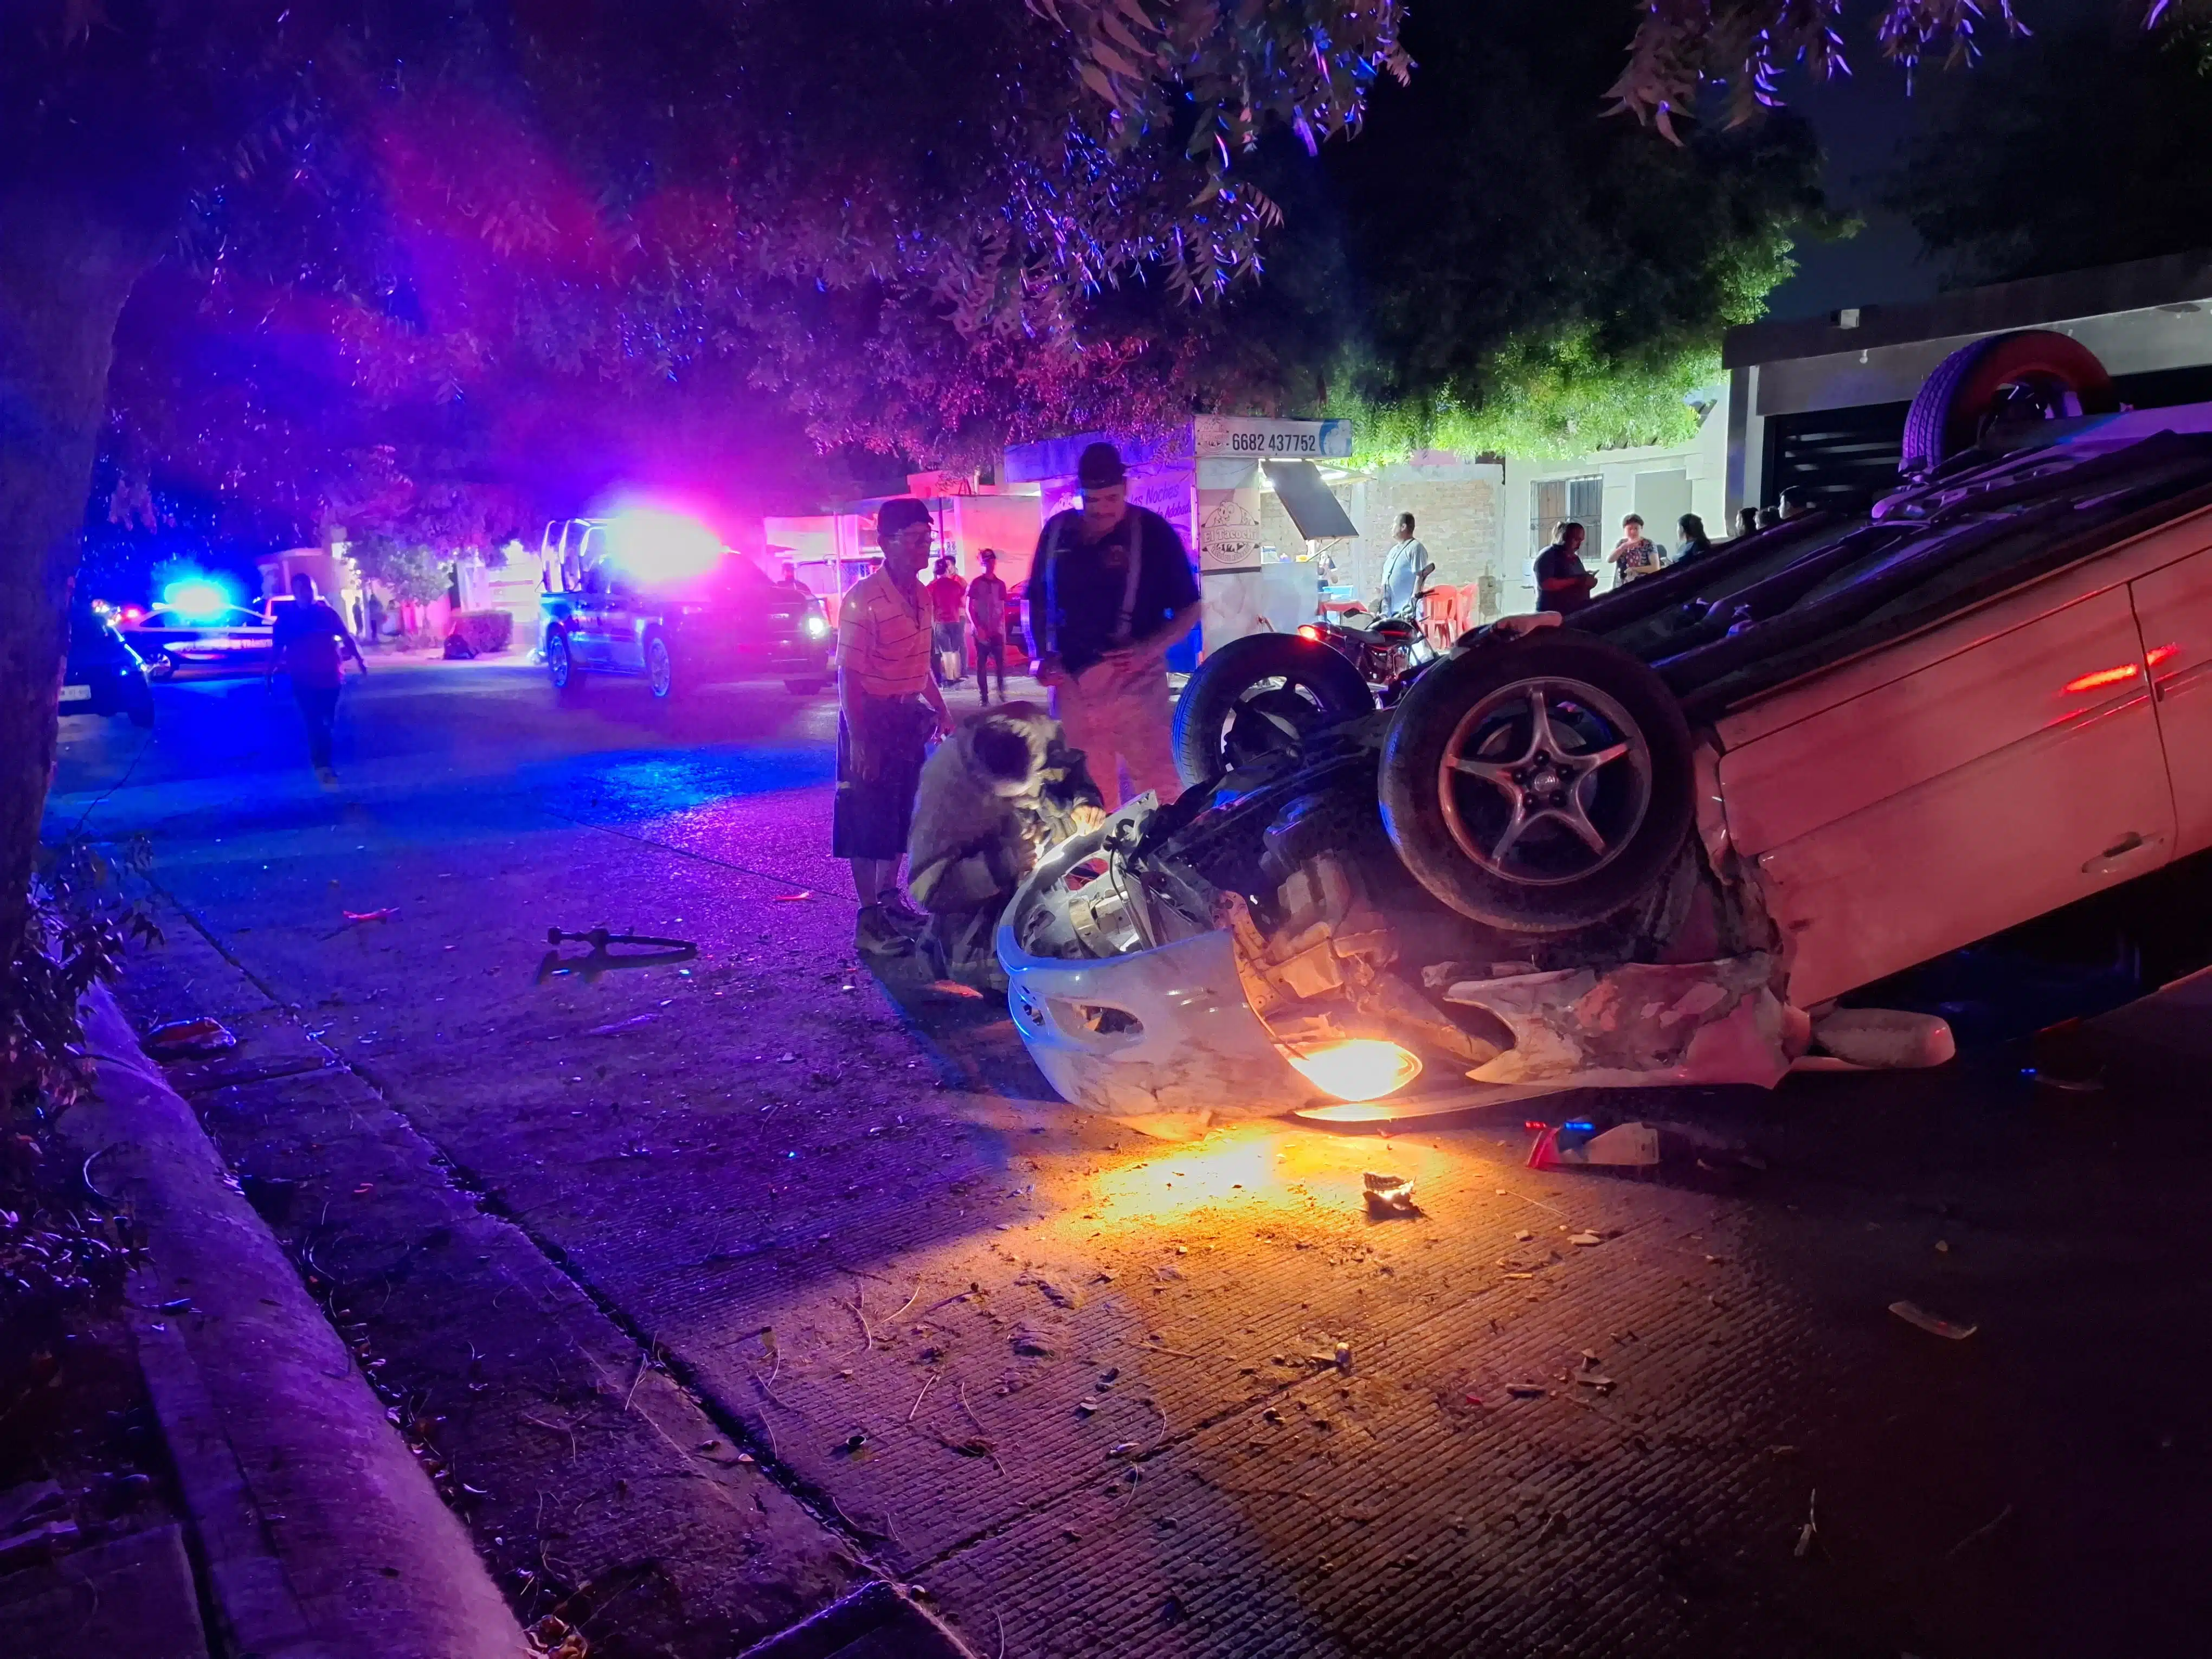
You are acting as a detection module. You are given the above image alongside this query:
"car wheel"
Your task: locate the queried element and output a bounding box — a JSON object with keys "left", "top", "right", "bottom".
{"left": 784, "top": 678, "right": 826, "bottom": 695}
{"left": 645, "top": 632, "right": 677, "bottom": 700}
{"left": 146, "top": 650, "right": 177, "bottom": 681}
{"left": 127, "top": 695, "right": 155, "bottom": 729}
{"left": 1172, "top": 632, "right": 1377, "bottom": 786}
{"left": 1901, "top": 330, "right": 2118, "bottom": 477}
{"left": 546, "top": 629, "right": 581, "bottom": 691}
{"left": 1378, "top": 632, "right": 1695, "bottom": 934}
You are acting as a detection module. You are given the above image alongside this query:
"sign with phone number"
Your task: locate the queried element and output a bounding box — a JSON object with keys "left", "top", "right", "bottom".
{"left": 1192, "top": 416, "right": 1353, "bottom": 460}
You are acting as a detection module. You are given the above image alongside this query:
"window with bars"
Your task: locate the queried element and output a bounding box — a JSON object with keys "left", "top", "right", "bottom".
{"left": 1531, "top": 475, "right": 1604, "bottom": 556}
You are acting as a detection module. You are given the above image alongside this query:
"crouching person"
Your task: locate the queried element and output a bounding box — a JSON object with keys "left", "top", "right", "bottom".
{"left": 908, "top": 703, "right": 1104, "bottom": 988}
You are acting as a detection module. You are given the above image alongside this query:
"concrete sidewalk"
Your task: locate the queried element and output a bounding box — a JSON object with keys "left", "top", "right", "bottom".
{"left": 63, "top": 985, "right": 531, "bottom": 1659}
{"left": 102, "top": 913, "right": 971, "bottom": 1658}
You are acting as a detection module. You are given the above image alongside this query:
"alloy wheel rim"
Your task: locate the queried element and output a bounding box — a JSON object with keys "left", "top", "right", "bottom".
{"left": 1435, "top": 676, "right": 1651, "bottom": 886}
{"left": 550, "top": 636, "right": 570, "bottom": 686}
{"left": 648, "top": 639, "right": 671, "bottom": 696}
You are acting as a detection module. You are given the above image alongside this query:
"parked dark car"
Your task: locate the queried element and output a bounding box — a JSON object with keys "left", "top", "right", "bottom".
{"left": 538, "top": 527, "right": 832, "bottom": 700}
{"left": 65, "top": 607, "right": 156, "bottom": 726}
{"left": 123, "top": 600, "right": 283, "bottom": 678}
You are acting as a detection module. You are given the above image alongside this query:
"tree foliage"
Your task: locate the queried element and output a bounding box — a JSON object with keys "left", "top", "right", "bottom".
{"left": 1886, "top": 16, "right": 2212, "bottom": 287}
{"left": 1158, "top": 0, "right": 1830, "bottom": 461}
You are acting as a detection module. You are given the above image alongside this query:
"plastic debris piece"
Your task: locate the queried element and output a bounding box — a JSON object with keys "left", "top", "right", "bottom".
{"left": 771, "top": 891, "right": 815, "bottom": 902}
{"left": 1505, "top": 1382, "right": 1548, "bottom": 1398}
{"left": 343, "top": 907, "right": 398, "bottom": 924}
{"left": 924, "top": 979, "right": 986, "bottom": 998}
{"left": 145, "top": 1016, "right": 238, "bottom": 1059}
{"left": 1333, "top": 1341, "right": 1353, "bottom": 1372}
{"left": 1889, "top": 1300, "right": 1977, "bottom": 1340}
{"left": 1363, "top": 1172, "right": 1419, "bottom": 1217}
{"left": 1813, "top": 1008, "right": 1956, "bottom": 1069}
{"left": 1531, "top": 1120, "right": 1661, "bottom": 1170}
{"left": 1568, "top": 1232, "right": 1603, "bottom": 1247}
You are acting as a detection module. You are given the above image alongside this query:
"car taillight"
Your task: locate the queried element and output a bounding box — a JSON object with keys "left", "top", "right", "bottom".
{"left": 1297, "top": 624, "right": 1323, "bottom": 642}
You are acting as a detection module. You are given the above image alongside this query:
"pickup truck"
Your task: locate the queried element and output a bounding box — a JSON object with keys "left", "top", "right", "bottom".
{"left": 538, "top": 519, "right": 833, "bottom": 699}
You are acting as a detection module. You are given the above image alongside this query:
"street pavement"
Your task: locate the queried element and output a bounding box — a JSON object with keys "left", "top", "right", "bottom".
{"left": 49, "top": 654, "right": 2212, "bottom": 1659}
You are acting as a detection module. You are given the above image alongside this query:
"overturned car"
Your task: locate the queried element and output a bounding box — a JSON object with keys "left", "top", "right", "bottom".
{"left": 999, "top": 333, "right": 2212, "bottom": 1135}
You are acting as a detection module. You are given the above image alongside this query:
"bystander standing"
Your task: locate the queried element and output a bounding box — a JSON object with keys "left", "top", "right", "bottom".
{"left": 926, "top": 555, "right": 968, "bottom": 686}
{"left": 967, "top": 549, "right": 1010, "bottom": 705}
{"left": 1377, "top": 513, "right": 1432, "bottom": 620}
{"left": 266, "top": 573, "right": 366, "bottom": 786}
{"left": 1029, "top": 442, "right": 1200, "bottom": 809}
{"left": 1534, "top": 520, "right": 1597, "bottom": 617}
{"left": 1675, "top": 512, "right": 1712, "bottom": 563}
{"left": 835, "top": 499, "right": 952, "bottom": 940}
{"left": 1606, "top": 512, "right": 1664, "bottom": 586}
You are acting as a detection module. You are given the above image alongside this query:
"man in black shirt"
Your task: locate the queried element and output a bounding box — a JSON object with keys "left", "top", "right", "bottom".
{"left": 1534, "top": 520, "right": 1597, "bottom": 618}
{"left": 1028, "top": 442, "right": 1200, "bottom": 807}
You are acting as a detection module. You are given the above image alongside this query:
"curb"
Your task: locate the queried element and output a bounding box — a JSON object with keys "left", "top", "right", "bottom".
{"left": 61, "top": 983, "right": 532, "bottom": 1659}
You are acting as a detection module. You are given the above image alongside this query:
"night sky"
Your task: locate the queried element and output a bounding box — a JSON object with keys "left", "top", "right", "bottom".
{"left": 1758, "top": 0, "right": 2103, "bottom": 321}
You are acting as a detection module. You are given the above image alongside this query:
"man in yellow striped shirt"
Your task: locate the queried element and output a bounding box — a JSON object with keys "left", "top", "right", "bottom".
{"left": 835, "top": 498, "right": 951, "bottom": 932}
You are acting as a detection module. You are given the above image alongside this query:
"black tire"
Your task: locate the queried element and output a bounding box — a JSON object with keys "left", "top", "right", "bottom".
{"left": 1900, "top": 330, "right": 2118, "bottom": 477}
{"left": 1172, "top": 632, "right": 1377, "bottom": 786}
{"left": 1379, "top": 632, "right": 1694, "bottom": 933}
{"left": 546, "top": 628, "right": 582, "bottom": 691}
{"left": 644, "top": 631, "right": 677, "bottom": 700}
{"left": 127, "top": 696, "right": 155, "bottom": 729}
{"left": 784, "top": 678, "right": 826, "bottom": 695}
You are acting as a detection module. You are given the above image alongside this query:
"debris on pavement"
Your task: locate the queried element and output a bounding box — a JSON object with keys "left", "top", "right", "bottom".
{"left": 1528, "top": 1120, "right": 1661, "bottom": 1171}
{"left": 1889, "top": 1300, "right": 1979, "bottom": 1341}
{"left": 342, "top": 906, "right": 399, "bottom": 924}
{"left": 1362, "top": 1171, "right": 1419, "bottom": 1217}
{"left": 1567, "top": 1232, "right": 1603, "bottom": 1247}
{"left": 1945, "top": 1503, "right": 2016, "bottom": 1559}
{"left": 770, "top": 890, "right": 815, "bottom": 902}
{"left": 1794, "top": 1490, "right": 1822, "bottom": 1559}
{"left": 584, "top": 1013, "right": 660, "bottom": 1037}
{"left": 1807, "top": 1008, "right": 1957, "bottom": 1070}
{"left": 144, "top": 1015, "right": 237, "bottom": 1059}
{"left": 537, "top": 926, "right": 699, "bottom": 983}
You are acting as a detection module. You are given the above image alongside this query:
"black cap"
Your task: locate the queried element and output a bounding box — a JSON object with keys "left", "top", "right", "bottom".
{"left": 1077, "top": 442, "right": 1126, "bottom": 490}
{"left": 877, "top": 497, "right": 930, "bottom": 539}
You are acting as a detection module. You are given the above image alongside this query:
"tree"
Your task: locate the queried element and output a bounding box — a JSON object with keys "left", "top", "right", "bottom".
{"left": 1886, "top": 17, "right": 2212, "bottom": 287}
{"left": 0, "top": 0, "right": 1403, "bottom": 980}
{"left": 1310, "top": 0, "right": 1832, "bottom": 458}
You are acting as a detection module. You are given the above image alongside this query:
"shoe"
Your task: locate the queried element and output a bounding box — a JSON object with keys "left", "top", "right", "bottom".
{"left": 876, "top": 890, "right": 927, "bottom": 932}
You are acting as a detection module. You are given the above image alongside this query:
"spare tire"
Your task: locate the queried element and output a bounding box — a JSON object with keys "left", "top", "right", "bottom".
{"left": 1172, "top": 631, "right": 1377, "bottom": 786}
{"left": 1379, "top": 632, "right": 1695, "bottom": 933}
{"left": 1901, "top": 330, "right": 2118, "bottom": 477}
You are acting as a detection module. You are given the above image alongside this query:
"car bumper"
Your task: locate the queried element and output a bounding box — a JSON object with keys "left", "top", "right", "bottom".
{"left": 996, "top": 807, "right": 1315, "bottom": 1124}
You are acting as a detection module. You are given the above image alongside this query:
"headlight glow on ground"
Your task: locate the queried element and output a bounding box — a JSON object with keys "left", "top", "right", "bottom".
{"left": 1281, "top": 1038, "right": 1422, "bottom": 1102}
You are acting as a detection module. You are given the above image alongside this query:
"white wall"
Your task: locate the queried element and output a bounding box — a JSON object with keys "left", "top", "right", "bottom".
{"left": 1497, "top": 389, "right": 1729, "bottom": 604}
